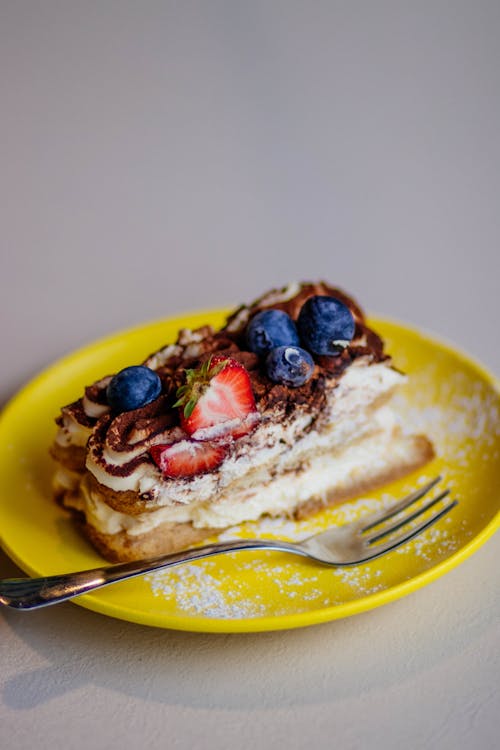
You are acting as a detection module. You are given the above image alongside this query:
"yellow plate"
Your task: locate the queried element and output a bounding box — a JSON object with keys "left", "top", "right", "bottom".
{"left": 1, "top": 311, "right": 499, "bottom": 633}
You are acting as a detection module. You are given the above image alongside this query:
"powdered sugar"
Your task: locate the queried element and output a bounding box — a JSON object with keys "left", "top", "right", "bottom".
{"left": 145, "top": 563, "right": 267, "bottom": 619}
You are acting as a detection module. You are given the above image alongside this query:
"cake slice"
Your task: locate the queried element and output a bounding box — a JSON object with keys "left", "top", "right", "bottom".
{"left": 51, "top": 282, "right": 434, "bottom": 562}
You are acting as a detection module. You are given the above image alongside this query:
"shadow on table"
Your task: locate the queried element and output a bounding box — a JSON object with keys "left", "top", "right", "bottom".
{"left": 1, "top": 540, "right": 499, "bottom": 713}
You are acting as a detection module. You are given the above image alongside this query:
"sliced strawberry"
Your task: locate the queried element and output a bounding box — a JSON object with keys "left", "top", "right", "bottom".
{"left": 175, "top": 355, "right": 258, "bottom": 438}
{"left": 150, "top": 440, "right": 226, "bottom": 478}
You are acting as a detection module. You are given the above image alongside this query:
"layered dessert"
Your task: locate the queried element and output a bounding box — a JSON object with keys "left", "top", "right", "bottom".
{"left": 51, "top": 282, "right": 434, "bottom": 562}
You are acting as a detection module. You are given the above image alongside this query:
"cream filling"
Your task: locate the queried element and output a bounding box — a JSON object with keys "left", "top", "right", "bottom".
{"left": 55, "top": 415, "right": 92, "bottom": 448}
{"left": 53, "top": 467, "right": 82, "bottom": 493}
{"left": 69, "top": 410, "right": 408, "bottom": 536}
{"left": 81, "top": 398, "right": 109, "bottom": 420}
{"left": 85, "top": 360, "right": 405, "bottom": 504}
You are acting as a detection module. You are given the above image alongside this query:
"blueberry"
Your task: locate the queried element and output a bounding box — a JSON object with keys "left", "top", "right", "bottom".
{"left": 297, "top": 295, "right": 355, "bottom": 356}
{"left": 246, "top": 309, "right": 300, "bottom": 356}
{"left": 266, "top": 346, "right": 315, "bottom": 387}
{"left": 106, "top": 366, "right": 162, "bottom": 412}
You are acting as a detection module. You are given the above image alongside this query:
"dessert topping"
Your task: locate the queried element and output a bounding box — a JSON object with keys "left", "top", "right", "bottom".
{"left": 150, "top": 440, "right": 226, "bottom": 478}
{"left": 245, "top": 309, "right": 300, "bottom": 355}
{"left": 265, "top": 345, "right": 315, "bottom": 387}
{"left": 297, "top": 295, "right": 355, "bottom": 356}
{"left": 149, "top": 356, "right": 259, "bottom": 478}
{"left": 106, "top": 366, "right": 162, "bottom": 413}
{"left": 174, "top": 355, "right": 259, "bottom": 440}
{"left": 243, "top": 291, "right": 356, "bottom": 388}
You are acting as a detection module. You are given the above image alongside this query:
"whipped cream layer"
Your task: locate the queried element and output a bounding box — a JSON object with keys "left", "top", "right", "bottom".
{"left": 62, "top": 406, "right": 404, "bottom": 535}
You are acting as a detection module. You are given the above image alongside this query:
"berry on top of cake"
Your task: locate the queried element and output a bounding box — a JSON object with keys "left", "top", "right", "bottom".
{"left": 51, "top": 281, "right": 434, "bottom": 562}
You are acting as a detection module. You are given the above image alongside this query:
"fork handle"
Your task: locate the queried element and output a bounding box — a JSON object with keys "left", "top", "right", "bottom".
{"left": 0, "top": 539, "right": 302, "bottom": 610}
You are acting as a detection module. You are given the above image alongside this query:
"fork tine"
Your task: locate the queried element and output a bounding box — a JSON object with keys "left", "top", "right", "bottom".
{"left": 361, "top": 476, "right": 442, "bottom": 533}
{"left": 366, "top": 488, "right": 451, "bottom": 545}
{"left": 362, "top": 499, "right": 459, "bottom": 561}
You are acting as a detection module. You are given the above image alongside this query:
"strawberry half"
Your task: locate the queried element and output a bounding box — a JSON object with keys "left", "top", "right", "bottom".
{"left": 174, "top": 355, "right": 259, "bottom": 439}
{"left": 150, "top": 440, "right": 226, "bottom": 478}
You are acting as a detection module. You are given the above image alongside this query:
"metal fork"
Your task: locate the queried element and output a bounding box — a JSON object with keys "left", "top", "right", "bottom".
{"left": 0, "top": 477, "right": 457, "bottom": 610}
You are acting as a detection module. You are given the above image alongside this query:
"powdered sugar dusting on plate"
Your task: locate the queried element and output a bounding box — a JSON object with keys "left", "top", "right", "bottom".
{"left": 145, "top": 563, "right": 268, "bottom": 619}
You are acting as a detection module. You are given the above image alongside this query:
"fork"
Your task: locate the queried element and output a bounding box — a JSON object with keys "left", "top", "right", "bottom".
{"left": 0, "top": 477, "right": 457, "bottom": 610}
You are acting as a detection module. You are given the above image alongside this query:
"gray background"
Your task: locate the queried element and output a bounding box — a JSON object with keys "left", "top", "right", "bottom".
{"left": 1, "top": 2, "right": 499, "bottom": 749}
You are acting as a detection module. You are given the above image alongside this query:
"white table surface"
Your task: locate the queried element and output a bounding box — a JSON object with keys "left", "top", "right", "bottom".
{"left": 1, "top": 3, "right": 499, "bottom": 748}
